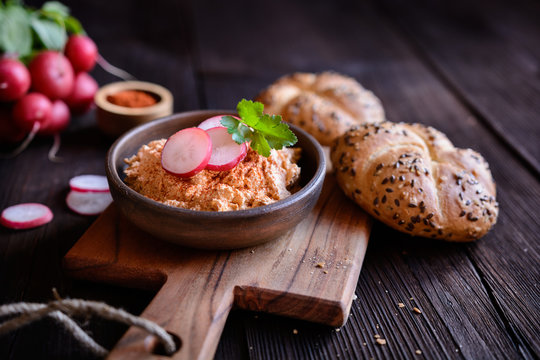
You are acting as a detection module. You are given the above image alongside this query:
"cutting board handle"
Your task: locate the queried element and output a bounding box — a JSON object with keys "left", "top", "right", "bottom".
{"left": 107, "top": 272, "right": 234, "bottom": 360}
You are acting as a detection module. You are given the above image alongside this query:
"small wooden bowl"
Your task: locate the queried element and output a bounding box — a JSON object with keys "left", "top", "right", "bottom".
{"left": 95, "top": 81, "right": 173, "bottom": 136}
{"left": 106, "top": 110, "right": 326, "bottom": 250}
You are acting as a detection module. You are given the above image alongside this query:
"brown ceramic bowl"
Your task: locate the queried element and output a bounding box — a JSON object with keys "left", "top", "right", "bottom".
{"left": 106, "top": 110, "right": 326, "bottom": 250}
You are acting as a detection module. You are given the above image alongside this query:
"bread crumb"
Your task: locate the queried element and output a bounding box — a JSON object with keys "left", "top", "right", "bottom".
{"left": 335, "top": 328, "right": 341, "bottom": 332}
{"left": 415, "top": 349, "right": 422, "bottom": 355}
{"left": 293, "top": 329, "right": 298, "bottom": 335}
{"left": 250, "top": 250, "right": 255, "bottom": 254}
{"left": 316, "top": 262, "right": 325, "bottom": 268}
{"left": 374, "top": 334, "right": 380, "bottom": 338}
{"left": 398, "top": 302, "right": 405, "bottom": 308}
{"left": 353, "top": 294, "right": 358, "bottom": 300}
{"left": 375, "top": 338, "right": 387, "bottom": 345}
{"left": 413, "top": 307, "right": 422, "bottom": 314}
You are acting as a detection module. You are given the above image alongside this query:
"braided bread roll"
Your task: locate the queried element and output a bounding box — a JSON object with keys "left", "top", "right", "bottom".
{"left": 330, "top": 122, "right": 498, "bottom": 241}
{"left": 256, "top": 71, "right": 384, "bottom": 146}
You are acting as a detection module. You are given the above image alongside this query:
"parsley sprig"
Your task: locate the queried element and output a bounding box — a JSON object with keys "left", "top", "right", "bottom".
{"left": 220, "top": 99, "right": 298, "bottom": 157}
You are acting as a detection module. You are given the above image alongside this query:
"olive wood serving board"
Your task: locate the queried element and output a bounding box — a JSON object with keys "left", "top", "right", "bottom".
{"left": 63, "top": 177, "right": 371, "bottom": 360}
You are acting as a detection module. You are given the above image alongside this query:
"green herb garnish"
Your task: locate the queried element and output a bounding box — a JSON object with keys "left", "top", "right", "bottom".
{"left": 0, "top": 1, "right": 84, "bottom": 61}
{"left": 220, "top": 99, "right": 298, "bottom": 157}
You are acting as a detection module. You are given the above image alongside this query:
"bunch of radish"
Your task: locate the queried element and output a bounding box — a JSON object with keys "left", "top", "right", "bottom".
{"left": 0, "top": 35, "right": 99, "bottom": 159}
{"left": 1, "top": 174, "right": 111, "bottom": 230}
{"left": 161, "top": 115, "right": 248, "bottom": 177}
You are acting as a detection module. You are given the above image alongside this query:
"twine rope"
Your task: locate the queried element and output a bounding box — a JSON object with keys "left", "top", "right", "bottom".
{"left": 0, "top": 290, "right": 176, "bottom": 357}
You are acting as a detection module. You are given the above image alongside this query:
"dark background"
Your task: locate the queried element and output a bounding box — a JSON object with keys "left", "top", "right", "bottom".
{"left": 1, "top": 0, "right": 539, "bottom": 359}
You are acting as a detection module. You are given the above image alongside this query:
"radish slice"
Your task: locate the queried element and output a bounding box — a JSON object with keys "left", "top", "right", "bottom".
{"left": 198, "top": 115, "right": 240, "bottom": 130}
{"left": 161, "top": 127, "right": 212, "bottom": 178}
{"left": 1, "top": 203, "right": 53, "bottom": 229}
{"left": 69, "top": 174, "right": 109, "bottom": 193}
{"left": 66, "top": 191, "right": 113, "bottom": 216}
{"left": 205, "top": 127, "right": 247, "bottom": 171}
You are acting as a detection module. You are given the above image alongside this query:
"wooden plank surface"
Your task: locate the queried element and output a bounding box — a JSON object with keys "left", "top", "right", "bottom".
{"left": 377, "top": 0, "right": 540, "bottom": 176}
{"left": 0, "top": 0, "right": 539, "bottom": 359}
{"left": 192, "top": 0, "right": 539, "bottom": 358}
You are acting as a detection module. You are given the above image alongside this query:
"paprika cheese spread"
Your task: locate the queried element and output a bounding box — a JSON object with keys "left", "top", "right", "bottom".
{"left": 124, "top": 139, "right": 301, "bottom": 211}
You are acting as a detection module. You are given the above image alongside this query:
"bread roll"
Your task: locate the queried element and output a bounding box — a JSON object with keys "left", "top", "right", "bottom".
{"left": 256, "top": 71, "right": 384, "bottom": 146}
{"left": 330, "top": 121, "right": 498, "bottom": 241}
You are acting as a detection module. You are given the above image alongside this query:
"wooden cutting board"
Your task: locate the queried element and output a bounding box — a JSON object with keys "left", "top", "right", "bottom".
{"left": 63, "top": 177, "right": 371, "bottom": 360}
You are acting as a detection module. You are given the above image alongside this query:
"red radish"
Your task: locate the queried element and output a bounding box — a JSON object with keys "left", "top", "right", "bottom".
{"left": 1, "top": 203, "right": 53, "bottom": 229}
{"left": 12, "top": 93, "right": 52, "bottom": 132}
{"left": 29, "top": 51, "right": 74, "bottom": 99}
{"left": 64, "top": 72, "right": 98, "bottom": 114}
{"left": 69, "top": 175, "right": 109, "bottom": 193}
{"left": 198, "top": 115, "right": 240, "bottom": 130}
{"left": 0, "top": 58, "right": 31, "bottom": 102}
{"left": 205, "top": 127, "right": 247, "bottom": 171}
{"left": 0, "top": 106, "right": 26, "bottom": 143}
{"left": 39, "top": 99, "right": 70, "bottom": 135}
{"left": 64, "top": 35, "right": 98, "bottom": 72}
{"left": 161, "top": 127, "right": 212, "bottom": 178}
{"left": 66, "top": 190, "right": 113, "bottom": 216}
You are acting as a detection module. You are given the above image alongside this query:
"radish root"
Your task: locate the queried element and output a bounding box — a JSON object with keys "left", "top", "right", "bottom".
{"left": 0, "top": 122, "right": 40, "bottom": 159}
{"left": 97, "top": 54, "right": 136, "bottom": 81}
{"left": 48, "top": 133, "right": 63, "bottom": 162}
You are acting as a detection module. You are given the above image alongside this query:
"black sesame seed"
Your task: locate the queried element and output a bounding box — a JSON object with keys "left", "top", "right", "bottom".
{"left": 399, "top": 175, "right": 405, "bottom": 181}
{"left": 426, "top": 213, "right": 434, "bottom": 219}
{"left": 408, "top": 203, "right": 417, "bottom": 208}
{"left": 398, "top": 220, "right": 405, "bottom": 225}
{"left": 373, "top": 209, "right": 380, "bottom": 216}
{"left": 393, "top": 213, "right": 399, "bottom": 220}
{"left": 382, "top": 178, "right": 389, "bottom": 185}
{"left": 438, "top": 229, "right": 443, "bottom": 235}
{"left": 395, "top": 199, "right": 400, "bottom": 207}
{"left": 390, "top": 175, "right": 396, "bottom": 183}
{"left": 465, "top": 200, "right": 471, "bottom": 206}
{"left": 411, "top": 179, "right": 415, "bottom": 187}
{"left": 386, "top": 188, "right": 393, "bottom": 193}
{"left": 373, "top": 197, "right": 379, "bottom": 206}
{"left": 355, "top": 189, "right": 361, "bottom": 194}
{"left": 467, "top": 213, "right": 478, "bottom": 222}
{"left": 376, "top": 163, "right": 384, "bottom": 171}
{"left": 459, "top": 210, "right": 466, "bottom": 217}
{"left": 382, "top": 195, "right": 387, "bottom": 204}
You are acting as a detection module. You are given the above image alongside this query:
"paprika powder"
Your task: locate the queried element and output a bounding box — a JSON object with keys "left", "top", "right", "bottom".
{"left": 107, "top": 90, "right": 158, "bottom": 108}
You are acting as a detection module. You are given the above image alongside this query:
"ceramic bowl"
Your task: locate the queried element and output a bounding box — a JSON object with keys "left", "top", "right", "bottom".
{"left": 106, "top": 110, "right": 326, "bottom": 250}
{"left": 95, "top": 81, "right": 173, "bottom": 136}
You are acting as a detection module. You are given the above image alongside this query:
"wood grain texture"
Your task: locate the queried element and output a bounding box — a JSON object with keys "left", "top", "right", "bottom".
{"left": 192, "top": 0, "right": 539, "bottom": 358}
{"left": 63, "top": 176, "right": 370, "bottom": 359}
{"left": 1, "top": 0, "right": 539, "bottom": 358}
{"left": 377, "top": 0, "right": 540, "bottom": 176}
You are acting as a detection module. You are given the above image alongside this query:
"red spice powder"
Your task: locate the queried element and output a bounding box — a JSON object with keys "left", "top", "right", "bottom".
{"left": 107, "top": 90, "right": 157, "bottom": 108}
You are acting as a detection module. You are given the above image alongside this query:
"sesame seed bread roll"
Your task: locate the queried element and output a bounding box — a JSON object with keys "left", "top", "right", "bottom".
{"left": 256, "top": 71, "right": 385, "bottom": 146}
{"left": 330, "top": 121, "right": 498, "bottom": 242}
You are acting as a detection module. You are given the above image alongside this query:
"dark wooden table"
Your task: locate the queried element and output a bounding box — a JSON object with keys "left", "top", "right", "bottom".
{"left": 1, "top": 0, "right": 539, "bottom": 359}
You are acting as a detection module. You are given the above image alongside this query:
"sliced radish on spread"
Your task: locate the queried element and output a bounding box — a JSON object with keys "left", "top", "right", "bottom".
{"left": 161, "top": 127, "right": 212, "bottom": 178}
{"left": 1, "top": 203, "right": 53, "bottom": 229}
{"left": 69, "top": 174, "right": 109, "bottom": 193}
{"left": 205, "top": 127, "right": 247, "bottom": 171}
{"left": 197, "top": 115, "right": 240, "bottom": 130}
{"left": 66, "top": 191, "right": 113, "bottom": 216}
